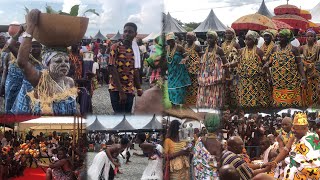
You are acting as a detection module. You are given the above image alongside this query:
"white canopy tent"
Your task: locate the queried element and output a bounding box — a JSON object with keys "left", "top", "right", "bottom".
{"left": 142, "top": 32, "right": 161, "bottom": 42}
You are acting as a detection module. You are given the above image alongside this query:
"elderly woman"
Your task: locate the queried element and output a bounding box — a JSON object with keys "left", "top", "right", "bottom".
{"left": 16, "top": 9, "right": 77, "bottom": 115}
{"left": 221, "top": 28, "right": 240, "bottom": 109}
{"left": 193, "top": 113, "right": 222, "bottom": 179}
{"left": 166, "top": 32, "right": 191, "bottom": 106}
{"left": 184, "top": 32, "right": 201, "bottom": 107}
{"left": 164, "top": 120, "right": 191, "bottom": 180}
{"left": 299, "top": 29, "right": 320, "bottom": 106}
{"left": 197, "top": 30, "right": 228, "bottom": 109}
{"left": 264, "top": 29, "right": 306, "bottom": 108}
{"left": 228, "top": 30, "right": 270, "bottom": 109}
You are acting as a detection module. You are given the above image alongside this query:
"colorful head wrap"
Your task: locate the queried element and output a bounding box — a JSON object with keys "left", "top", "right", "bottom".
{"left": 186, "top": 31, "right": 196, "bottom": 37}
{"left": 226, "top": 28, "right": 236, "bottom": 37}
{"left": 293, "top": 112, "right": 308, "bottom": 126}
{"left": 204, "top": 113, "right": 221, "bottom": 133}
{"left": 279, "top": 29, "right": 294, "bottom": 41}
{"left": 246, "top": 30, "right": 260, "bottom": 42}
{"left": 165, "top": 32, "right": 175, "bottom": 41}
{"left": 42, "top": 47, "right": 68, "bottom": 68}
{"left": 207, "top": 29, "right": 218, "bottom": 38}
{"left": 262, "top": 29, "right": 277, "bottom": 39}
{"left": 306, "top": 28, "right": 316, "bottom": 36}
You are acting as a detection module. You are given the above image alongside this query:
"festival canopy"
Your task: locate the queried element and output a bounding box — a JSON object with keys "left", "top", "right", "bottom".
{"left": 300, "top": 10, "right": 312, "bottom": 20}
{"left": 257, "top": 0, "right": 273, "bottom": 18}
{"left": 274, "top": 4, "right": 300, "bottom": 15}
{"left": 273, "top": 14, "right": 309, "bottom": 30}
{"left": 86, "top": 116, "right": 107, "bottom": 131}
{"left": 112, "top": 115, "right": 136, "bottom": 131}
{"left": 162, "top": 12, "right": 187, "bottom": 33}
{"left": 142, "top": 32, "right": 155, "bottom": 42}
{"left": 272, "top": 19, "right": 293, "bottom": 30}
{"left": 193, "top": 9, "right": 227, "bottom": 33}
{"left": 231, "top": 13, "right": 276, "bottom": 31}
{"left": 311, "top": 2, "right": 320, "bottom": 23}
{"left": 140, "top": 114, "right": 162, "bottom": 131}
{"left": 110, "top": 31, "right": 122, "bottom": 41}
{"left": 94, "top": 30, "right": 107, "bottom": 40}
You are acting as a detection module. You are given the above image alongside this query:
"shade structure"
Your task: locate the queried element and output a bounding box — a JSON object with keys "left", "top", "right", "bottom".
{"left": 277, "top": 108, "right": 302, "bottom": 116}
{"left": 112, "top": 115, "right": 136, "bottom": 131}
{"left": 274, "top": 4, "right": 300, "bottom": 16}
{"left": 0, "top": 114, "right": 40, "bottom": 124}
{"left": 300, "top": 10, "right": 312, "bottom": 20}
{"left": 311, "top": 2, "right": 320, "bottom": 23}
{"left": 231, "top": 13, "right": 276, "bottom": 31}
{"left": 140, "top": 114, "right": 162, "bottom": 131}
{"left": 86, "top": 116, "right": 107, "bottom": 131}
{"left": 164, "top": 108, "right": 204, "bottom": 121}
{"left": 272, "top": 19, "right": 293, "bottom": 30}
{"left": 273, "top": 14, "right": 309, "bottom": 30}
{"left": 94, "top": 30, "right": 107, "bottom": 40}
{"left": 142, "top": 32, "right": 155, "bottom": 42}
{"left": 110, "top": 31, "right": 122, "bottom": 41}
{"left": 162, "top": 12, "right": 187, "bottom": 33}
{"left": 193, "top": 9, "right": 227, "bottom": 32}
{"left": 257, "top": 0, "right": 273, "bottom": 18}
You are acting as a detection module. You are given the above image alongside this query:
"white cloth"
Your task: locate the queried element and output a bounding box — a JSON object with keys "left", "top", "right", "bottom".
{"left": 132, "top": 40, "right": 141, "bottom": 68}
{"left": 88, "top": 151, "right": 111, "bottom": 180}
{"left": 291, "top": 38, "right": 300, "bottom": 47}
{"left": 141, "top": 155, "right": 163, "bottom": 180}
{"left": 257, "top": 37, "right": 264, "bottom": 48}
{"left": 139, "top": 45, "right": 147, "bottom": 54}
{"left": 92, "top": 62, "right": 99, "bottom": 74}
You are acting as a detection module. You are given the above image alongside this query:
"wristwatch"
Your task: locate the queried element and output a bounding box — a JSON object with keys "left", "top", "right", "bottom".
{"left": 22, "top": 32, "right": 32, "bottom": 39}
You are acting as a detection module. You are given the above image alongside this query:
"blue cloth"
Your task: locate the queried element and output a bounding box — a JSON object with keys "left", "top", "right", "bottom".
{"left": 5, "top": 62, "right": 24, "bottom": 113}
{"left": 167, "top": 51, "right": 191, "bottom": 104}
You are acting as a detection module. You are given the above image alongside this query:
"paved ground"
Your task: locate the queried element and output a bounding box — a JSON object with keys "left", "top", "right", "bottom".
{"left": 87, "top": 145, "right": 149, "bottom": 180}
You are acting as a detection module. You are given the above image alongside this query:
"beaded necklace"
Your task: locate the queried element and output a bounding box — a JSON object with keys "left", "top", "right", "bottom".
{"left": 167, "top": 44, "right": 177, "bottom": 64}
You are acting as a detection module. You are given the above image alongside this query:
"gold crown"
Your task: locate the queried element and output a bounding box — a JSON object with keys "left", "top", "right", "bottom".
{"left": 293, "top": 112, "right": 308, "bottom": 126}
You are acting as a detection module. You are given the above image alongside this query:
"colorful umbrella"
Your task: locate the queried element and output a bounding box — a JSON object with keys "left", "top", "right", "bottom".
{"left": 232, "top": 13, "right": 276, "bottom": 31}
{"left": 0, "top": 114, "right": 40, "bottom": 124}
{"left": 272, "top": 19, "right": 293, "bottom": 30}
{"left": 274, "top": 4, "right": 300, "bottom": 15}
{"left": 273, "top": 14, "right": 309, "bottom": 30}
{"left": 300, "top": 9, "right": 312, "bottom": 20}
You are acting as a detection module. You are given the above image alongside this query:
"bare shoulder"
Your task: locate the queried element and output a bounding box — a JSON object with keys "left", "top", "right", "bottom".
{"left": 64, "top": 76, "right": 75, "bottom": 88}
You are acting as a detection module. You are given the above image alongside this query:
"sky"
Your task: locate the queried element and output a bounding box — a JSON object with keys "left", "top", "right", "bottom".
{"left": 86, "top": 115, "right": 163, "bottom": 130}
{"left": 164, "top": 0, "right": 320, "bottom": 26}
{"left": 0, "top": 0, "right": 163, "bottom": 37}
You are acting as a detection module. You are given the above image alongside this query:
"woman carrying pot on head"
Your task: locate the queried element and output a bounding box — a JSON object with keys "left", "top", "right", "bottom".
{"left": 16, "top": 9, "right": 78, "bottom": 115}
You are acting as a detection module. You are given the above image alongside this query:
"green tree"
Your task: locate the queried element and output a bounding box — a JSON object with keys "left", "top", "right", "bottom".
{"left": 183, "top": 22, "right": 201, "bottom": 31}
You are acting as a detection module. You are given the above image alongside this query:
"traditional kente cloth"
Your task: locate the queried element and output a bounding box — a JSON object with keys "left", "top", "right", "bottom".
{"left": 109, "top": 42, "right": 136, "bottom": 95}
{"left": 193, "top": 137, "right": 218, "bottom": 179}
{"left": 164, "top": 138, "right": 190, "bottom": 180}
{"left": 283, "top": 132, "right": 320, "bottom": 180}
{"left": 11, "top": 64, "right": 42, "bottom": 114}
{"left": 166, "top": 44, "right": 191, "bottom": 105}
{"left": 197, "top": 45, "right": 225, "bottom": 109}
{"left": 26, "top": 70, "right": 77, "bottom": 115}
{"left": 270, "top": 44, "right": 302, "bottom": 107}
{"left": 221, "top": 40, "right": 239, "bottom": 109}
{"left": 301, "top": 44, "right": 320, "bottom": 107}
{"left": 237, "top": 46, "right": 270, "bottom": 109}
{"left": 69, "top": 53, "right": 83, "bottom": 80}
{"left": 221, "top": 150, "right": 253, "bottom": 180}
{"left": 51, "top": 167, "right": 75, "bottom": 180}
{"left": 4, "top": 56, "right": 23, "bottom": 114}
{"left": 184, "top": 43, "right": 200, "bottom": 106}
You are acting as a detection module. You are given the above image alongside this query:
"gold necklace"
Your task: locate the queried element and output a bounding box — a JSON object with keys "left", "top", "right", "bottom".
{"left": 204, "top": 45, "right": 217, "bottom": 63}
{"left": 244, "top": 46, "right": 256, "bottom": 60}
{"left": 167, "top": 44, "right": 177, "bottom": 64}
{"left": 304, "top": 44, "right": 317, "bottom": 61}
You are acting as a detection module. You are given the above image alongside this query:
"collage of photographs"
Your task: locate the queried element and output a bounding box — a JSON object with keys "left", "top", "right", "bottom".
{"left": 0, "top": 0, "right": 320, "bottom": 179}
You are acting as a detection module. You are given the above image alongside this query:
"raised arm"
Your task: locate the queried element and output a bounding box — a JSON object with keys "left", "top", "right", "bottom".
{"left": 16, "top": 9, "right": 41, "bottom": 87}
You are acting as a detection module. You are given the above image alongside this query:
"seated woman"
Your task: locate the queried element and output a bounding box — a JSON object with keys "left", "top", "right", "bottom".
{"left": 44, "top": 147, "right": 75, "bottom": 180}
{"left": 16, "top": 9, "right": 77, "bottom": 115}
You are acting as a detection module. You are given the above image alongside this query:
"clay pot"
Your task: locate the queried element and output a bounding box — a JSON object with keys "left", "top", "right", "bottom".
{"left": 31, "top": 13, "right": 89, "bottom": 47}
{"left": 8, "top": 24, "right": 20, "bottom": 36}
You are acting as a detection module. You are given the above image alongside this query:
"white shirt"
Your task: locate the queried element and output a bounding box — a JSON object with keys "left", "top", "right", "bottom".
{"left": 257, "top": 37, "right": 264, "bottom": 48}
{"left": 92, "top": 62, "right": 99, "bottom": 74}
{"left": 291, "top": 38, "right": 300, "bottom": 47}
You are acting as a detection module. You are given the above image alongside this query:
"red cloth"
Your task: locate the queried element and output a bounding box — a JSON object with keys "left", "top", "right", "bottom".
{"left": 11, "top": 167, "right": 46, "bottom": 180}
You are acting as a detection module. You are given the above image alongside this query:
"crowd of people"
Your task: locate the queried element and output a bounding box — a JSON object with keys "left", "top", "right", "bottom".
{"left": 163, "top": 110, "right": 320, "bottom": 180}
{"left": 87, "top": 131, "right": 163, "bottom": 180}
{"left": 164, "top": 27, "right": 320, "bottom": 111}
{"left": 0, "top": 130, "right": 86, "bottom": 180}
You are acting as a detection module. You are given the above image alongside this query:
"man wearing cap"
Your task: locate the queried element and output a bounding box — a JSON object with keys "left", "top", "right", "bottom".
{"left": 268, "top": 113, "right": 320, "bottom": 179}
